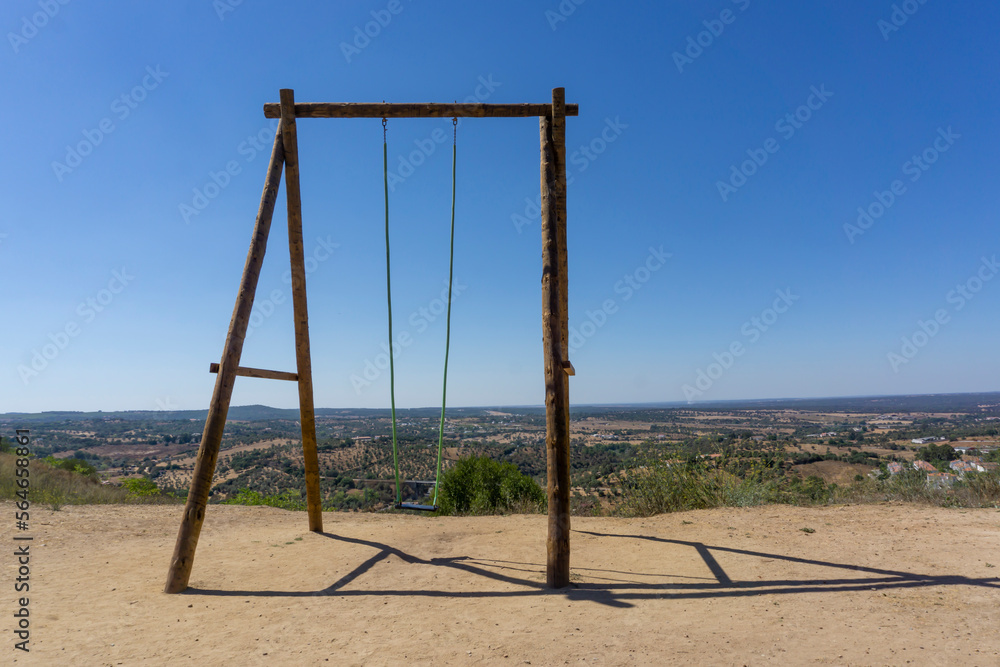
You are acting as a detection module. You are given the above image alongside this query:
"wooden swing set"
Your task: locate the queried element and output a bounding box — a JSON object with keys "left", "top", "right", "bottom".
{"left": 164, "top": 88, "right": 578, "bottom": 594}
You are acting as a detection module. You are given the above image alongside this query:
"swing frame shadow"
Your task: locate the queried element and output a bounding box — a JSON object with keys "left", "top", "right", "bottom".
{"left": 165, "top": 88, "right": 577, "bottom": 594}
{"left": 182, "top": 529, "right": 1000, "bottom": 610}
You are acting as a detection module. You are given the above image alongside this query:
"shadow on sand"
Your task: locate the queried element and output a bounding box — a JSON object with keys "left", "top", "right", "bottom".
{"left": 185, "top": 529, "right": 1000, "bottom": 608}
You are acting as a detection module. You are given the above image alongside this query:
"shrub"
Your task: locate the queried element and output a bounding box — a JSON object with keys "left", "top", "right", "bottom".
{"left": 120, "top": 478, "right": 161, "bottom": 499}
{"left": 42, "top": 456, "right": 97, "bottom": 477}
{"left": 39, "top": 489, "right": 67, "bottom": 511}
{"left": 436, "top": 456, "right": 545, "bottom": 515}
{"left": 222, "top": 488, "right": 306, "bottom": 511}
{"left": 222, "top": 488, "right": 266, "bottom": 506}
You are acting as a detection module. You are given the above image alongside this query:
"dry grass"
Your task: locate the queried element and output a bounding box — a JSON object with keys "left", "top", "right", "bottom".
{"left": 614, "top": 453, "right": 1000, "bottom": 517}
{"left": 834, "top": 468, "right": 1000, "bottom": 508}
{"left": 0, "top": 453, "right": 180, "bottom": 509}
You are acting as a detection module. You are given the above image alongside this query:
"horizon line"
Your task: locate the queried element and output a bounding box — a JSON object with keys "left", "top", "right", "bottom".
{"left": 3, "top": 389, "right": 999, "bottom": 418}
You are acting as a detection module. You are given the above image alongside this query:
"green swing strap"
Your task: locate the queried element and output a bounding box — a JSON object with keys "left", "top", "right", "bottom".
{"left": 384, "top": 117, "right": 458, "bottom": 509}
{"left": 433, "top": 118, "right": 458, "bottom": 507}
{"left": 383, "top": 118, "right": 402, "bottom": 505}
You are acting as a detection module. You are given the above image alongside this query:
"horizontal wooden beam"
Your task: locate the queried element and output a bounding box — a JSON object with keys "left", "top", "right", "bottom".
{"left": 209, "top": 363, "right": 298, "bottom": 382}
{"left": 263, "top": 102, "right": 579, "bottom": 119}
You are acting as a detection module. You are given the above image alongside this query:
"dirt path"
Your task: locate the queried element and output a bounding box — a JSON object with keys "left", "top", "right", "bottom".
{"left": 8, "top": 502, "right": 1000, "bottom": 665}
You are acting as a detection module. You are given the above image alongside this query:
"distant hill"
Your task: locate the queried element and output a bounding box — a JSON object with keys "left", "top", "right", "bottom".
{"left": 0, "top": 403, "right": 526, "bottom": 423}
{"left": 2, "top": 391, "right": 998, "bottom": 423}
{"left": 603, "top": 391, "right": 1000, "bottom": 414}
{"left": 681, "top": 392, "right": 1000, "bottom": 413}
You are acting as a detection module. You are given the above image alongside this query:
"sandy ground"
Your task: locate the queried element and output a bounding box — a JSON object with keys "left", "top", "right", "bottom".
{"left": 7, "top": 502, "right": 1000, "bottom": 666}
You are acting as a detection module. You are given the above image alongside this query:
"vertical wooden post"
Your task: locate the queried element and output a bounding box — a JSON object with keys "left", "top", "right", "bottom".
{"left": 164, "top": 122, "right": 286, "bottom": 594}
{"left": 540, "top": 87, "right": 571, "bottom": 588}
{"left": 280, "top": 89, "right": 324, "bottom": 533}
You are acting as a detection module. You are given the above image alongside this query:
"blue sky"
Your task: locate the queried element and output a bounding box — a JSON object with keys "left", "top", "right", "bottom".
{"left": 2, "top": 0, "right": 998, "bottom": 412}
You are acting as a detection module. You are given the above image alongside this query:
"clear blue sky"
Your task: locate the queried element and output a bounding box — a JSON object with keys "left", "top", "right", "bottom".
{"left": 2, "top": 0, "right": 998, "bottom": 412}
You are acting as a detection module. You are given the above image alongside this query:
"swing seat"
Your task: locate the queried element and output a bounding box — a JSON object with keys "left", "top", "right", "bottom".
{"left": 395, "top": 502, "right": 438, "bottom": 512}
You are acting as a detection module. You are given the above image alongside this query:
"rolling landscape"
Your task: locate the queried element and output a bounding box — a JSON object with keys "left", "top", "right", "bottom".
{"left": 5, "top": 391, "right": 1000, "bottom": 512}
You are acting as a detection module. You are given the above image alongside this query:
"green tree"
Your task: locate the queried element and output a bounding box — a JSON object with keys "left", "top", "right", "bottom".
{"left": 918, "top": 443, "right": 957, "bottom": 463}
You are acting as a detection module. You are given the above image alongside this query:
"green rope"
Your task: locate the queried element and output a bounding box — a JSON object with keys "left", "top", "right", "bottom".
{"left": 384, "top": 119, "right": 457, "bottom": 509}
{"left": 433, "top": 131, "right": 457, "bottom": 506}
{"left": 383, "top": 125, "right": 401, "bottom": 505}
